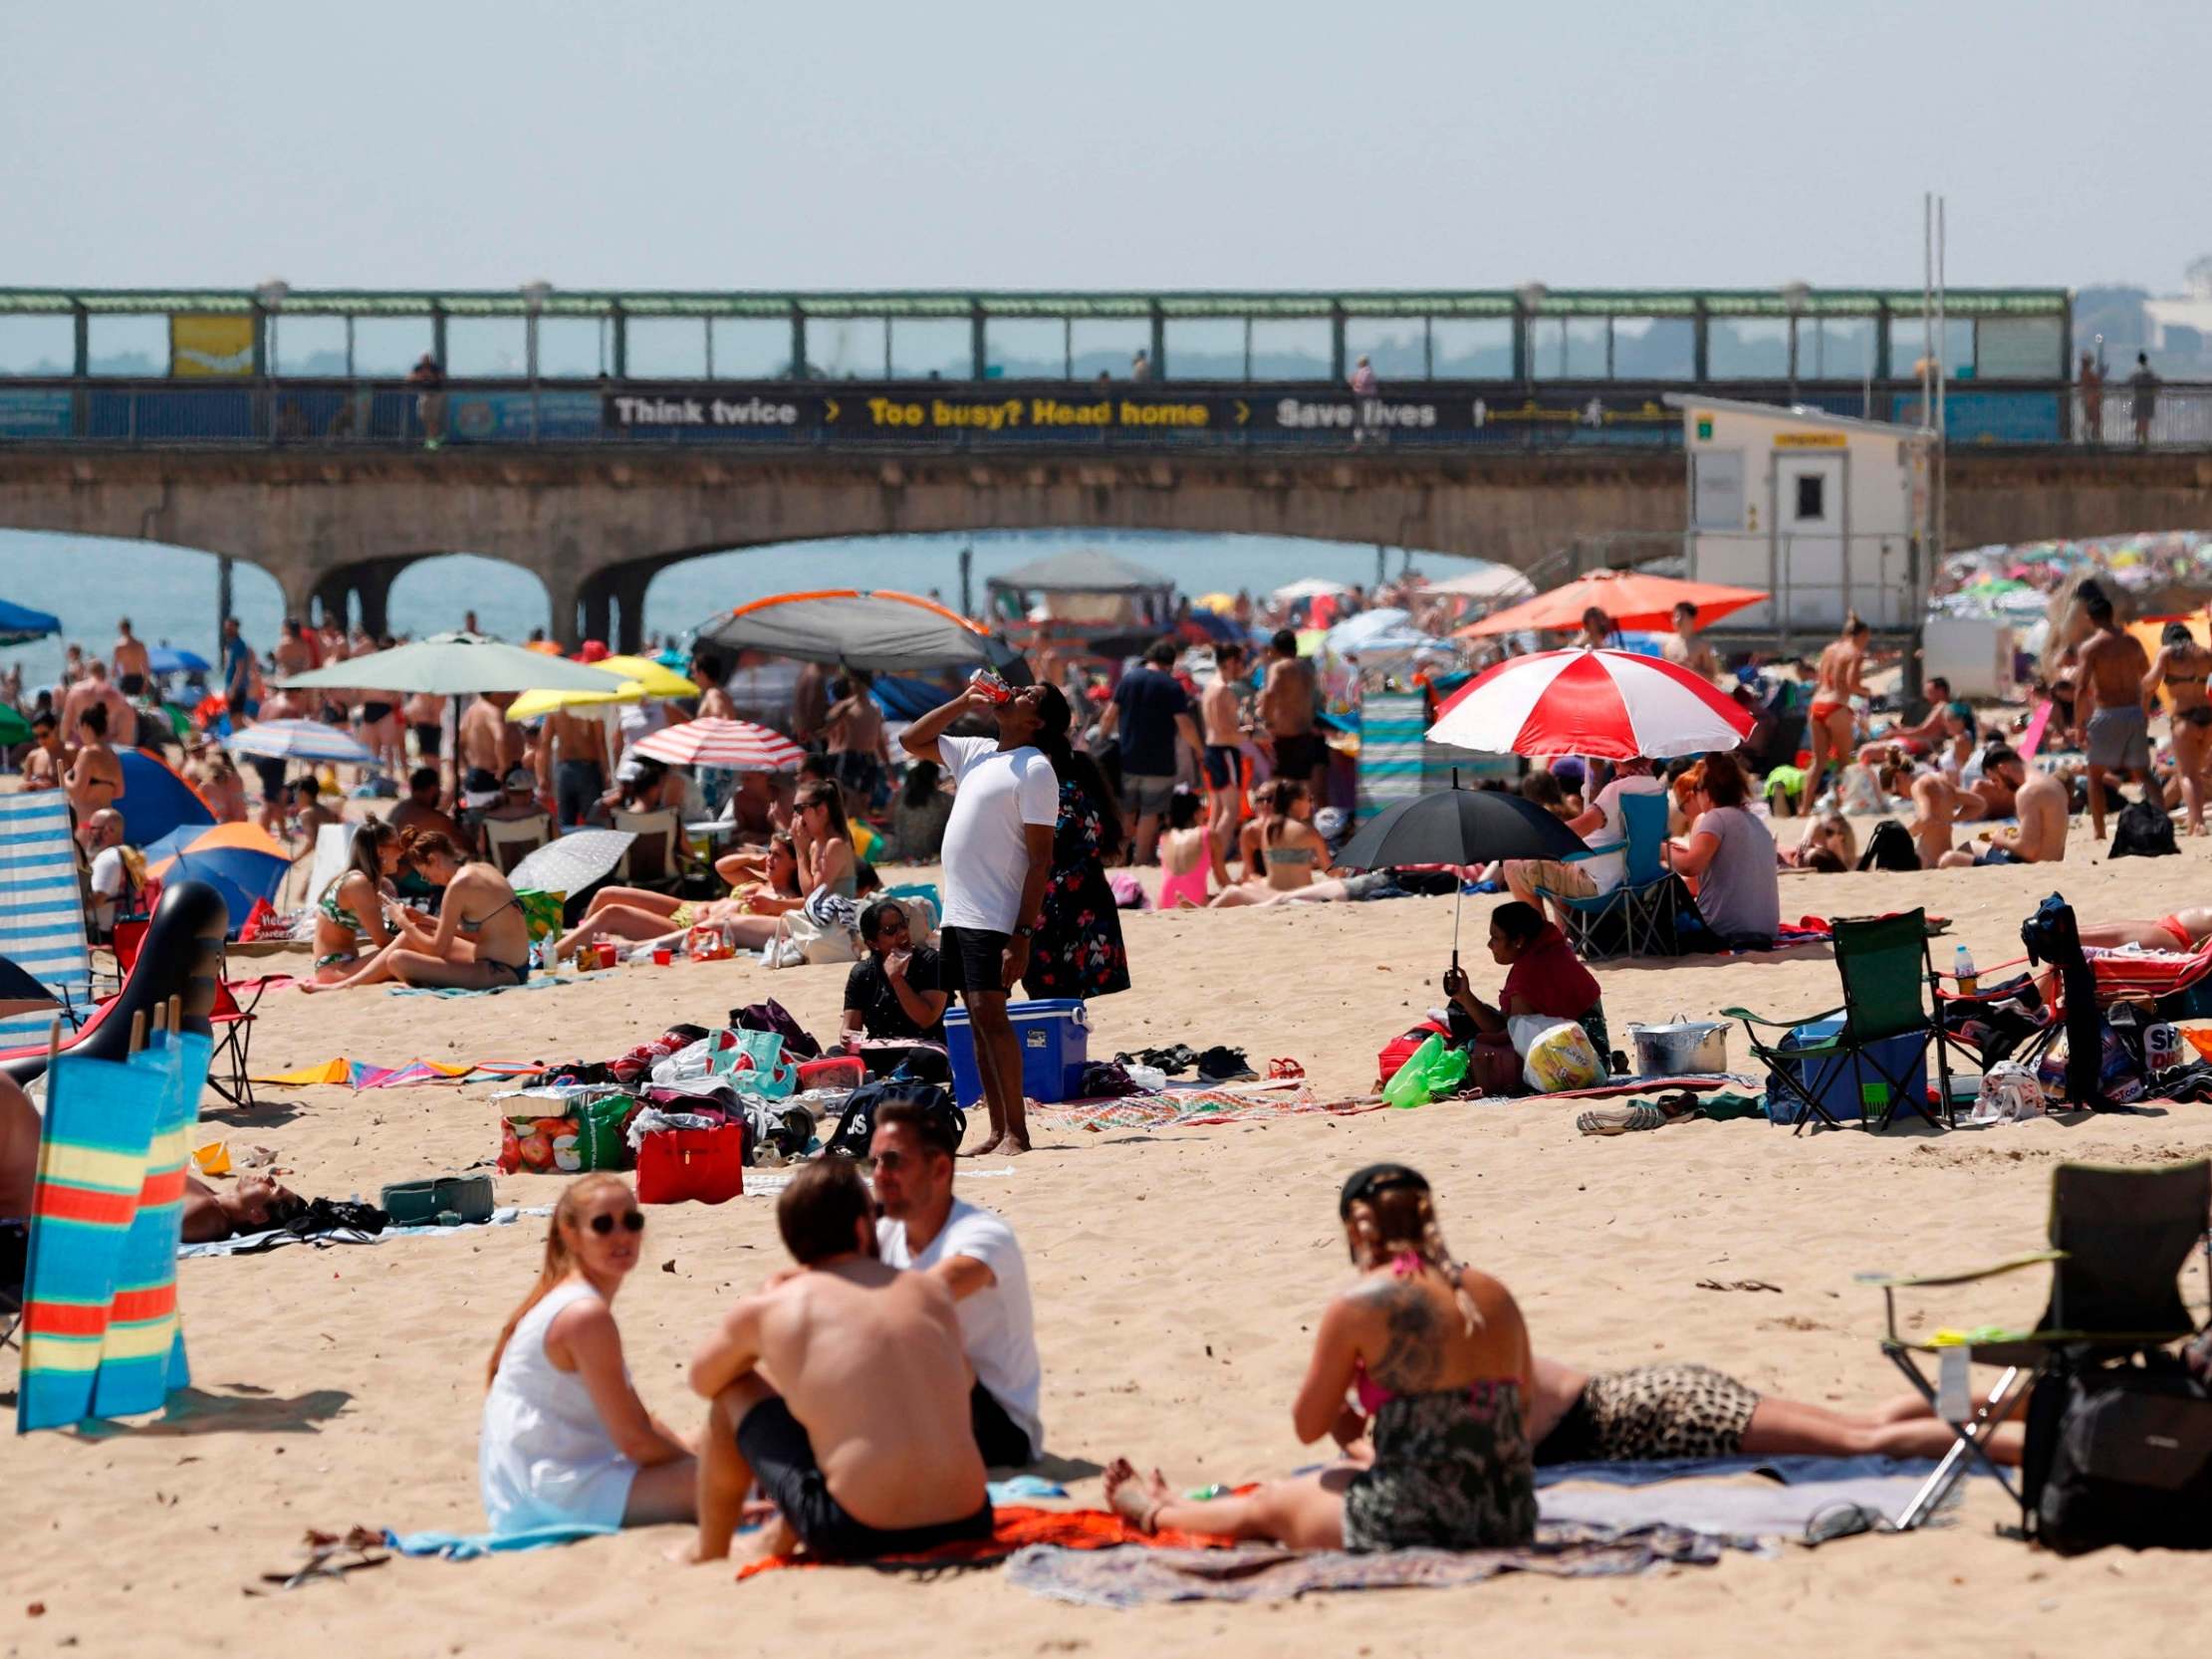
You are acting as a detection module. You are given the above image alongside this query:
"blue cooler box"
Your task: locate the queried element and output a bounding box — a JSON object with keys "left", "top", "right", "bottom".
{"left": 1766, "top": 1017, "right": 1929, "bottom": 1125}
{"left": 942, "top": 999, "right": 1090, "bottom": 1109}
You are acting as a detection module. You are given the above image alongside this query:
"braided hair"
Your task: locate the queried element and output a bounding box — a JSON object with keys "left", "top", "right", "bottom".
{"left": 1340, "top": 1164, "right": 1480, "bottom": 1334}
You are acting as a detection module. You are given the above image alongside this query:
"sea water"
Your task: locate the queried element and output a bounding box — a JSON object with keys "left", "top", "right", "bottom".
{"left": 0, "top": 528, "right": 1504, "bottom": 688}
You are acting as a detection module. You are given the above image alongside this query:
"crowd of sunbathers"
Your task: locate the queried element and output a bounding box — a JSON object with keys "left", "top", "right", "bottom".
{"left": 467, "top": 1137, "right": 2015, "bottom": 1564}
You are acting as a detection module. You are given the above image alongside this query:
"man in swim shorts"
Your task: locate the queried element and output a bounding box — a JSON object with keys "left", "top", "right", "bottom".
{"left": 2073, "top": 579, "right": 2153, "bottom": 841}
{"left": 684, "top": 1159, "right": 992, "bottom": 1564}
{"left": 1198, "top": 641, "right": 1249, "bottom": 889}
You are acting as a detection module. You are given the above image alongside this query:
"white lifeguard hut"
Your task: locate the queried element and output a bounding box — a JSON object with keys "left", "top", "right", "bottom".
{"left": 1663, "top": 393, "right": 1936, "bottom": 645}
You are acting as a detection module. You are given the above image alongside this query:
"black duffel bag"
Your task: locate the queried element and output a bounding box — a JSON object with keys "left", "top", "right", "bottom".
{"left": 824, "top": 1072, "right": 964, "bottom": 1160}
{"left": 2027, "top": 1358, "right": 2212, "bottom": 1553}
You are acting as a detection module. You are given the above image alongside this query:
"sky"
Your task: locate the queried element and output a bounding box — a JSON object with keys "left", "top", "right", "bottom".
{"left": 3, "top": 0, "right": 2205, "bottom": 297}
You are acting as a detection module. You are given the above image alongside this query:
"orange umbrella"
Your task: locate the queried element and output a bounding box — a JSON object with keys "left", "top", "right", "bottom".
{"left": 1455, "top": 571, "right": 1769, "bottom": 637}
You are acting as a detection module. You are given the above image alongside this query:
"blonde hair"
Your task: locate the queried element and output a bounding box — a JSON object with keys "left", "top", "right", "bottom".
{"left": 486, "top": 1174, "right": 631, "bottom": 1386}
{"left": 1345, "top": 1182, "right": 1480, "bottom": 1335}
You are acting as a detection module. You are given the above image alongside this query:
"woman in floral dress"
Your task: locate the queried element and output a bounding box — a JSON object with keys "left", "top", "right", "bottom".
{"left": 1022, "top": 686, "right": 1130, "bottom": 1000}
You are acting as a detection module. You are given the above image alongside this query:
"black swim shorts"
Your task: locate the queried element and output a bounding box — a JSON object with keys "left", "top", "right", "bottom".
{"left": 736, "top": 1395, "right": 994, "bottom": 1560}
{"left": 970, "top": 1381, "right": 1034, "bottom": 1469}
{"left": 1203, "top": 744, "right": 1240, "bottom": 791}
{"left": 1271, "top": 732, "right": 1321, "bottom": 780}
{"left": 937, "top": 925, "right": 1013, "bottom": 997}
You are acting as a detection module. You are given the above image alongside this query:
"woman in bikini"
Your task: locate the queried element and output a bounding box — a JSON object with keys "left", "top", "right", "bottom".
{"left": 1208, "top": 778, "right": 1334, "bottom": 907}
{"left": 2077, "top": 905, "right": 2212, "bottom": 954}
{"left": 1154, "top": 789, "right": 1214, "bottom": 909}
{"left": 1807, "top": 612, "right": 1871, "bottom": 799}
{"left": 310, "top": 819, "right": 408, "bottom": 984}
{"left": 1105, "top": 1164, "right": 1537, "bottom": 1551}
{"left": 2143, "top": 621, "right": 2212, "bottom": 835}
{"left": 304, "top": 830, "right": 534, "bottom": 992}
{"left": 1527, "top": 1355, "right": 2021, "bottom": 1466}
{"left": 554, "top": 832, "right": 806, "bottom": 963}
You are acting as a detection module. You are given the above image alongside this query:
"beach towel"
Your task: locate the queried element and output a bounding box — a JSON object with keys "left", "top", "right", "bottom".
{"left": 0, "top": 791, "right": 94, "bottom": 1049}
{"left": 734, "top": 1506, "right": 1237, "bottom": 1580}
{"left": 1536, "top": 1454, "right": 1959, "bottom": 1539}
{"left": 1042, "top": 1080, "right": 1386, "bottom": 1132}
{"left": 253, "top": 1056, "right": 547, "bottom": 1089}
{"left": 1001, "top": 1521, "right": 1753, "bottom": 1607}
{"left": 386, "top": 977, "right": 562, "bottom": 999}
{"left": 16, "top": 1041, "right": 180, "bottom": 1431}
{"left": 178, "top": 1205, "right": 540, "bottom": 1259}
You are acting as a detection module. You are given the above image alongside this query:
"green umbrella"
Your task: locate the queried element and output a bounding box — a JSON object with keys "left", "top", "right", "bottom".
{"left": 0, "top": 705, "right": 29, "bottom": 746}
{"left": 274, "top": 631, "right": 623, "bottom": 695}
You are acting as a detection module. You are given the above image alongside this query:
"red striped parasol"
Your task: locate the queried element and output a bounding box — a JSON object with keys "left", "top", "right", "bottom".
{"left": 631, "top": 718, "right": 807, "bottom": 772}
{"left": 1428, "top": 648, "right": 1753, "bottom": 760}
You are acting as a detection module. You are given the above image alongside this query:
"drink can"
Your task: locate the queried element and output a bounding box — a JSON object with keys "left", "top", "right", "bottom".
{"left": 2145, "top": 1022, "right": 2182, "bottom": 1075}
{"left": 968, "top": 669, "right": 1013, "bottom": 704}
{"left": 651, "top": 946, "right": 672, "bottom": 967}
{"left": 595, "top": 939, "right": 617, "bottom": 970}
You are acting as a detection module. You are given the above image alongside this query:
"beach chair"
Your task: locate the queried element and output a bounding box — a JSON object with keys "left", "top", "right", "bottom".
{"left": 110, "top": 922, "right": 267, "bottom": 1112}
{"left": 613, "top": 809, "right": 680, "bottom": 888}
{"left": 0, "top": 794, "right": 95, "bottom": 1051}
{"left": 1861, "top": 1158, "right": 2212, "bottom": 1534}
{"left": 483, "top": 813, "right": 553, "bottom": 877}
{"left": 1538, "top": 789, "right": 1674, "bottom": 960}
{"left": 1722, "top": 908, "right": 1955, "bottom": 1132}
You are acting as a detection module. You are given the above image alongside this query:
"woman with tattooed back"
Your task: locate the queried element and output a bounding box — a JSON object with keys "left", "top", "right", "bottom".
{"left": 1105, "top": 1165, "right": 1536, "bottom": 1550}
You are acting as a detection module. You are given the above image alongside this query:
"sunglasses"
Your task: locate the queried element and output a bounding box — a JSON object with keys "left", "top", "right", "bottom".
{"left": 588, "top": 1210, "right": 645, "bottom": 1236}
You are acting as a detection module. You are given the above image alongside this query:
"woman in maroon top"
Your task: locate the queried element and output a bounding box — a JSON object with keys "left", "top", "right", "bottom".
{"left": 1442, "top": 901, "right": 1607, "bottom": 1055}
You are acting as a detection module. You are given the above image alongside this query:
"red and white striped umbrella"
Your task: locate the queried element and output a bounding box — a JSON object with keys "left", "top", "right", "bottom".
{"left": 1427, "top": 648, "right": 1753, "bottom": 761}
{"left": 631, "top": 718, "right": 807, "bottom": 772}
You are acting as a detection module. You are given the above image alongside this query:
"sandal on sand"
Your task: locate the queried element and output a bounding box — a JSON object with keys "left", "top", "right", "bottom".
{"left": 1577, "top": 1103, "right": 1666, "bottom": 1135}
{"left": 1267, "top": 1058, "right": 1305, "bottom": 1079}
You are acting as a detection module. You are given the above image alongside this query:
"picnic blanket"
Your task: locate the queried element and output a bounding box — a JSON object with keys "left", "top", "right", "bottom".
{"left": 1003, "top": 1521, "right": 1753, "bottom": 1607}
{"left": 1536, "top": 1454, "right": 1952, "bottom": 1539}
{"left": 253, "top": 1057, "right": 547, "bottom": 1089}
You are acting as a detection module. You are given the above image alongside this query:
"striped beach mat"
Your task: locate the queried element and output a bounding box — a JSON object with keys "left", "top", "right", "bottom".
{"left": 0, "top": 792, "right": 92, "bottom": 1049}
{"left": 16, "top": 1047, "right": 166, "bottom": 1432}
{"left": 89, "top": 1029, "right": 207, "bottom": 1417}
{"left": 1355, "top": 692, "right": 1428, "bottom": 825}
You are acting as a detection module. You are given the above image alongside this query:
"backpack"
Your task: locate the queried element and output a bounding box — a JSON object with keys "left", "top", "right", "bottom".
{"left": 824, "top": 1073, "right": 964, "bottom": 1159}
{"left": 730, "top": 998, "right": 823, "bottom": 1061}
{"left": 1856, "top": 818, "right": 1920, "bottom": 871}
{"left": 2026, "top": 1360, "right": 2212, "bottom": 1553}
{"left": 2109, "top": 796, "right": 2178, "bottom": 859}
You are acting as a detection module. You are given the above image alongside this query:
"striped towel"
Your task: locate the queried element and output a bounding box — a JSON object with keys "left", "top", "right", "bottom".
{"left": 17, "top": 1047, "right": 166, "bottom": 1431}
{"left": 0, "top": 792, "right": 92, "bottom": 1048}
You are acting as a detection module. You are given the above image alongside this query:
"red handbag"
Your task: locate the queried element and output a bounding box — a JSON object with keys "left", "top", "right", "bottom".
{"left": 633, "top": 1123, "right": 748, "bottom": 1205}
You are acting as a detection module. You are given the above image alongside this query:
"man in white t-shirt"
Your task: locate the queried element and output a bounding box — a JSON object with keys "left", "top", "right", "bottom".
{"left": 870, "top": 1097, "right": 1043, "bottom": 1467}
{"left": 898, "top": 680, "right": 1060, "bottom": 1154}
{"left": 1505, "top": 756, "right": 1668, "bottom": 919}
{"left": 79, "top": 808, "right": 134, "bottom": 940}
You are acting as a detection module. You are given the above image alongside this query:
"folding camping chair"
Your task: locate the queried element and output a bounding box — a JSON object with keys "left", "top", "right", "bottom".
{"left": 111, "top": 923, "right": 268, "bottom": 1112}
{"left": 1539, "top": 789, "right": 1675, "bottom": 961}
{"left": 1860, "top": 1158, "right": 2212, "bottom": 1533}
{"left": 483, "top": 813, "right": 553, "bottom": 877}
{"left": 1723, "top": 908, "right": 1958, "bottom": 1132}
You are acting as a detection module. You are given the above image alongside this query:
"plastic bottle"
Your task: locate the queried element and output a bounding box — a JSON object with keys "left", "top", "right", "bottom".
{"left": 1953, "top": 943, "right": 1978, "bottom": 997}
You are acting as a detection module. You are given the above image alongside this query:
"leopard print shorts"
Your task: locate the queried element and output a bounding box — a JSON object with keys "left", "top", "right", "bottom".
{"left": 1580, "top": 1363, "right": 1761, "bottom": 1461}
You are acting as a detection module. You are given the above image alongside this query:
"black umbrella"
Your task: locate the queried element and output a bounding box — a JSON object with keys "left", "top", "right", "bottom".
{"left": 1335, "top": 781, "right": 1589, "bottom": 967}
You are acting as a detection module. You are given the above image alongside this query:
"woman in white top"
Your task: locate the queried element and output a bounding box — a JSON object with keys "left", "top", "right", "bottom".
{"left": 480, "top": 1175, "right": 696, "bottom": 1535}
{"left": 1505, "top": 756, "right": 1667, "bottom": 915}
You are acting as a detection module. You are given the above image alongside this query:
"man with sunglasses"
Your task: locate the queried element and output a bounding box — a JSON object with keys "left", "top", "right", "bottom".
{"left": 870, "top": 1098, "right": 1042, "bottom": 1468}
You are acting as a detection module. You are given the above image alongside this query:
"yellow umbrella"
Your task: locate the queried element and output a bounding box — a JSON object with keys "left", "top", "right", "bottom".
{"left": 1194, "top": 592, "right": 1237, "bottom": 613}
{"left": 506, "top": 654, "right": 699, "bottom": 721}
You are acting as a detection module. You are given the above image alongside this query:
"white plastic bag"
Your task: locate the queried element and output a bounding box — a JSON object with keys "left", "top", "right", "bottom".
{"left": 1970, "top": 1062, "right": 2043, "bottom": 1124}
{"left": 1514, "top": 1019, "right": 1605, "bottom": 1093}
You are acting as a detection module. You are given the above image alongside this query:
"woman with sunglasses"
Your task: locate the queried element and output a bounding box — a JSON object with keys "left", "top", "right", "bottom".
{"left": 1105, "top": 1164, "right": 1536, "bottom": 1550}
{"left": 481, "top": 1175, "right": 697, "bottom": 1536}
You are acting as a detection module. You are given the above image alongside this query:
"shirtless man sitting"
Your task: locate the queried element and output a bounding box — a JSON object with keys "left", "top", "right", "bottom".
{"left": 1934, "top": 751, "right": 2069, "bottom": 867}
{"left": 1860, "top": 675, "right": 1952, "bottom": 759}
{"left": 683, "top": 1158, "right": 991, "bottom": 1564}
{"left": 64, "top": 702, "right": 123, "bottom": 825}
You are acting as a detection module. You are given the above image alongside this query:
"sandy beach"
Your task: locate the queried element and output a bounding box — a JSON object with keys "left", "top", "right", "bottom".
{"left": 7, "top": 817, "right": 2212, "bottom": 1656}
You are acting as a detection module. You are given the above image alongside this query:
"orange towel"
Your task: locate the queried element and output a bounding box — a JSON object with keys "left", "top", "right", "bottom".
{"left": 734, "top": 1505, "right": 1234, "bottom": 1580}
